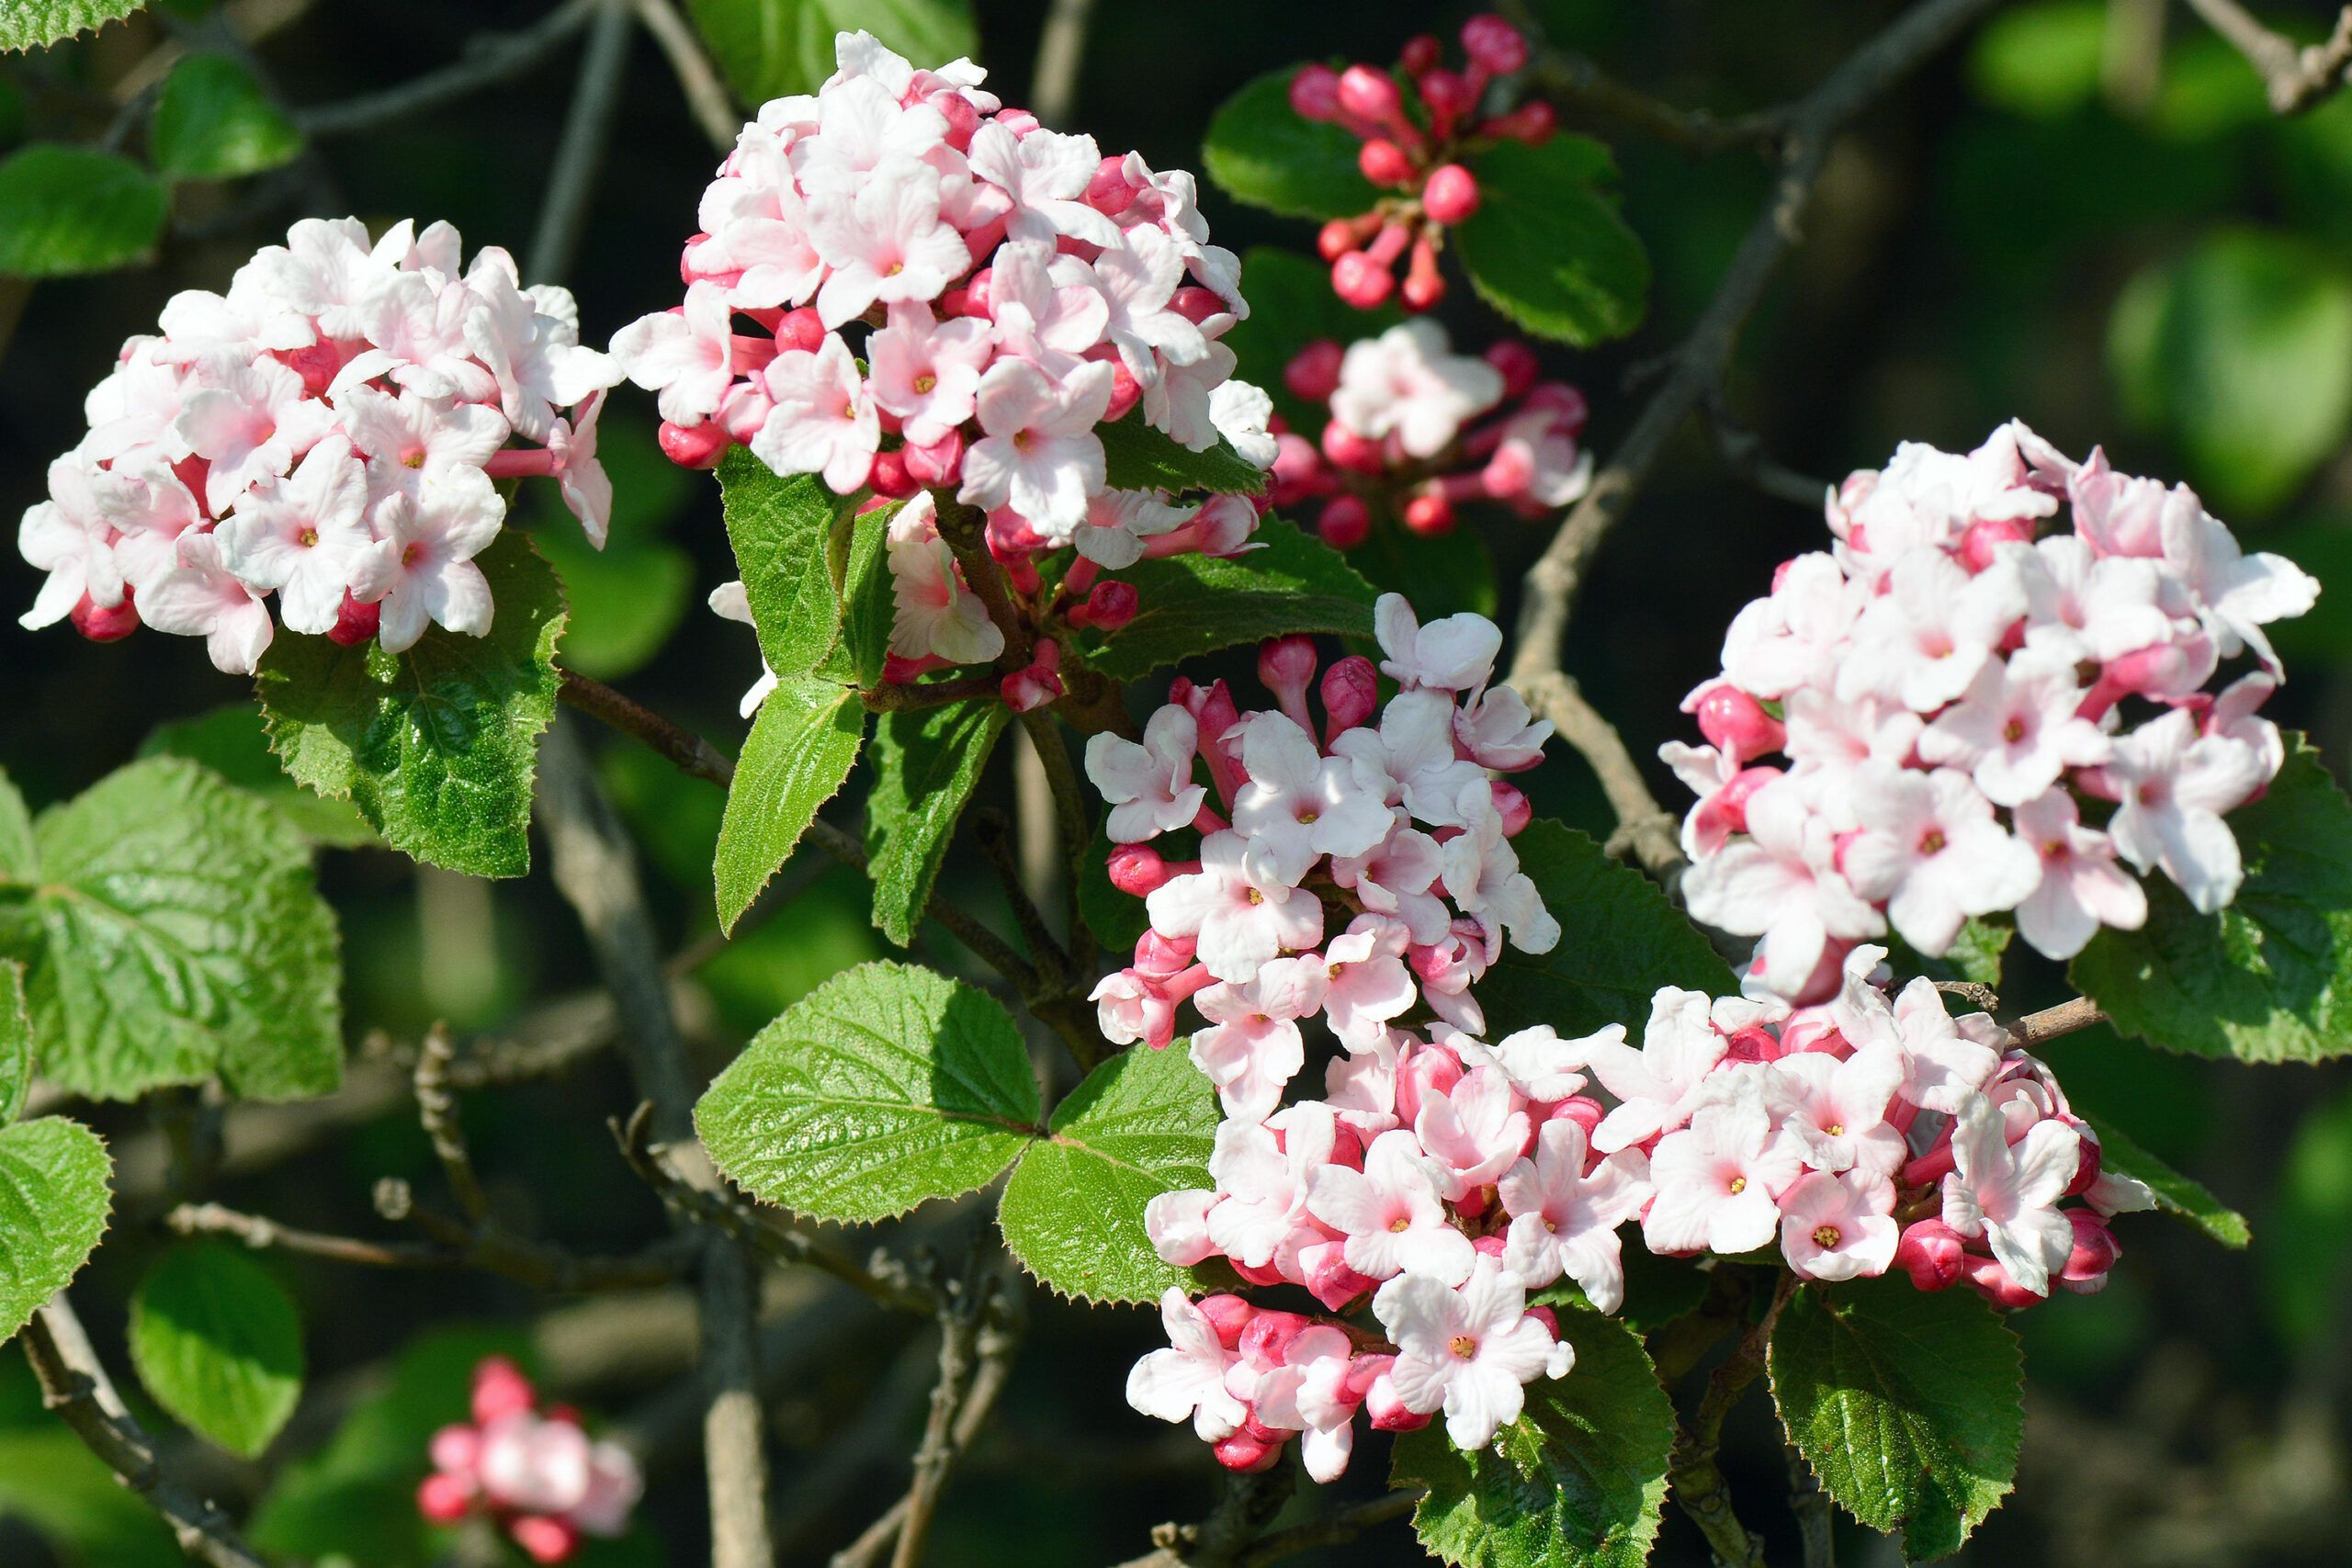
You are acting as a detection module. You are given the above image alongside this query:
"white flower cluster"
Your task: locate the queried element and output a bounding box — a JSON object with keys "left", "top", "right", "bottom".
{"left": 17, "top": 218, "right": 619, "bottom": 671}
{"left": 614, "top": 31, "right": 1278, "bottom": 687}
{"left": 1670, "top": 423, "right": 2319, "bottom": 1001}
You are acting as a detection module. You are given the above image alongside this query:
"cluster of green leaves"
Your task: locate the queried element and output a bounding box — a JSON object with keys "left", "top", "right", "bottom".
{"left": 0, "top": 44, "right": 300, "bottom": 280}
{"left": 1201, "top": 69, "right": 1649, "bottom": 346}
{"left": 0, "top": 964, "right": 112, "bottom": 1349}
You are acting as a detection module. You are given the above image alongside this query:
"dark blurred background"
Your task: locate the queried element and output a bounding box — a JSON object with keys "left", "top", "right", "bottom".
{"left": 5, "top": 1, "right": 2352, "bottom": 1564}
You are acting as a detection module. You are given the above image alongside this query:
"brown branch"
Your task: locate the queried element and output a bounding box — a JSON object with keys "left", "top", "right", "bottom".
{"left": 413, "top": 1022, "right": 489, "bottom": 1223}
{"left": 2184, "top": 0, "right": 2352, "bottom": 112}
{"left": 2008, "top": 995, "right": 2109, "bottom": 1051}
{"left": 1111, "top": 1469, "right": 1299, "bottom": 1568}
{"left": 19, "top": 1295, "right": 270, "bottom": 1568}
{"left": 861, "top": 670, "right": 1010, "bottom": 713}
{"left": 1519, "top": 670, "right": 1685, "bottom": 881}
{"left": 631, "top": 0, "right": 740, "bottom": 149}
{"left": 293, "top": 0, "right": 597, "bottom": 136}
{"left": 891, "top": 1286, "right": 983, "bottom": 1568}
{"left": 1238, "top": 1491, "right": 1422, "bottom": 1568}
{"left": 1504, "top": 0, "right": 2007, "bottom": 855}
{"left": 167, "top": 1196, "right": 695, "bottom": 1291}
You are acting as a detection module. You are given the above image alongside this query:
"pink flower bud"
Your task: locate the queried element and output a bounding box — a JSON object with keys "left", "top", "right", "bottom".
{"left": 1400, "top": 236, "right": 1445, "bottom": 311}
{"left": 471, "top": 1358, "right": 537, "bottom": 1426}
{"left": 1421, "top": 164, "right": 1481, "bottom": 224}
{"left": 2061, "top": 1211, "right": 2120, "bottom": 1288}
{"left": 509, "top": 1514, "right": 582, "bottom": 1565}
{"left": 902, "top": 430, "right": 964, "bottom": 488}
{"left": 1522, "top": 1304, "right": 1561, "bottom": 1340}
{"left": 934, "top": 89, "right": 978, "bottom": 151}
{"left": 994, "top": 107, "right": 1041, "bottom": 136}
{"left": 1332, "top": 249, "right": 1396, "bottom": 310}
{"left": 1484, "top": 340, "right": 1541, "bottom": 400}
{"left": 943, "top": 267, "right": 992, "bottom": 318}
{"left": 1363, "top": 1375, "right": 1432, "bottom": 1433}
{"left": 1169, "top": 286, "right": 1226, "bottom": 325}
{"left": 1285, "top": 338, "right": 1346, "bottom": 403}
{"left": 1135, "top": 929, "right": 1198, "bottom": 974}
{"left": 658, "top": 419, "right": 730, "bottom": 469}
{"left": 1546, "top": 1095, "right": 1606, "bottom": 1138}
{"left": 1320, "top": 420, "right": 1387, "bottom": 476}
{"left": 2066, "top": 1124, "right": 2104, "bottom": 1197}
{"left": 776, "top": 306, "right": 826, "bottom": 355}
{"left": 1317, "top": 219, "right": 1362, "bottom": 263}
{"left": 1104, "top": 357, "right": 1144, "bottom": 423}
{"left": 417, "top": 1472, "right": 476, "bottom": 1525}
{"left": 68, "top": 590, "right": 137, "bottom": 643}
{"left": 866, "top": 449, "right": 919, "bottom": 499}
{"left": 1196, "top": 1293, "right": 1257, "bottom": 1349}
{"left": 1965, "top": 1254, "right": 2044, "bottom": 1310}
{"left": 1321, "top": 654, "right": 1380, "bottom": 738}
{"left": 1359, "top": 138, "right": 1417, "bottom": 186}
{"left": 1212, "top": 1426, "right": 1287, "bottom": 1472}
{"left": 1959, "top": 514, "right": 2036, "bottom": 572}
{"left": 1399, "top": 34, "right": 1442, "bottom": 76}
{"left": 1523, "top": 381, "right": 1589, "bottom": 433}
{"left": 1402, "top": 490, "right": 1455, "bottom": 536}
{"left": 430, "top": 1424, "right": 483, "bottom": 1475}
{"left": 1071, "top": 580, "right": 1138, "bottom": 632}
{"left": 1337, "top": 64, "right": 1404, "bottom": 124}
{"left": 1317, "top": 495, "right": 1373, "bottom": 548}
{"left": 1238, "top": 1309, "right": 1314, "bottom": 1368}
{"left": 1481, "top": 100, "right": 1557, "bottom": 143}
{"left": 1417, "top": 68, "right": 1474, "bottom": 134}
{"left": 1488, "top": 780, "right": 1532, "bottom": 836}
{"left": 1106, "top": 843, "right": 1172, "bottom": 895}
{"left": 1462, "top": 15, "right": 1530, "bottom": 73}
{"left": 1695, "top": 684, "right": 1786, "bottom": 761}
{"left": 1002, "top": 643, "right": 1066, "bottom": 713}
{"left": 1084, "top": 154, "right": 1138, "bottom": 213}
{"left": 1470, "top": 1231, "right": 1507, "bottom": 1258}
{"left": 1290, "top": 63, "right": 1343, "bottom": 122}
{"left": 1894, "top": 1219, "right": 1968, "bottom": 1292}
{"left": 1259, "top": 633, "right": 1319, "bottom": 700}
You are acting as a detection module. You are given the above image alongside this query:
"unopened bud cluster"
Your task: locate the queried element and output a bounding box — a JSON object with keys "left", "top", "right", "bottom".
{"left": 1669, "top": 423, "right": 2318, "bottom": 1001}
{"left": 17, "top": 218, "right": 618, "bottom": 671}
{"left": 415, "top": 1357, "right": 641, "bottom": 1563}
{"left": 613, "top": 32, "right": 1278, "bottom": 713}
{"left": 1291, "top": 15, "right": 1553, "bottom": 311}
{"left": 1267, "top": 320, "right": 1590, "bottom": 548}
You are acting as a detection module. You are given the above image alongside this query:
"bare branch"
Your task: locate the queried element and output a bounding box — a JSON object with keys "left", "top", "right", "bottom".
{"left": 19, "top": 1295, "right": 271, "bottom": 1568}
{"left": 633, "top": 0, "right": 741, "bottom": 148}
{"left": 1667, "top": 1269, "right": 1801, "bottom": 1568}
{"left": 1238, "top": 1491, "right": 1421, "bottom": 1568}
{"left": 293, "top": 0, "right": 598, "bottom": 137}
{"left": 2183, "top": 0, "right": 2352, "bottom": 112}
{"left": 1517, "top": 671, "right": 1684, "bottom": 880}
{"left": 413, "top": 1022, "right": 490, "bottom": 1223}
{"left": 166, "top": 1196, "right": 696, "bottom": 1291}
{"left": 2008, "top": 995, "right": 2109, "bottom": 1051}
{"left": 528, "top": 0, "right": 637, "bottom": 286}
{"left": 1030, "top": 0, "right": 1101, "bottom": 126}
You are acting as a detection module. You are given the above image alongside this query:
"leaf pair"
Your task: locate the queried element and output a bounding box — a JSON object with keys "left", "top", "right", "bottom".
{"left": 695, "top": 962, "right": 1219, "bottom": 1303}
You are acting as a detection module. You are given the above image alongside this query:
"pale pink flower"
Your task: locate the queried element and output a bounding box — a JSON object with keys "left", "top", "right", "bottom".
{"left": 1203, "top": 1105, "right": 1334, "bottom": 1269}
{"left": 1373, "top": 592, "right": 1500, "bottom": 693}
{"left": 1191, "top": 957, "right": 1325, "bottom": 1122}
{"left": 175, "top": 355, "right": 333, "bottom": 513}
{"left": 958, "top": 358, "right": 1114, "bottom": 536}
{"left": 1843, "top": 764, "right": 2041, "bottom": 956}
{"left": 17, "top": 457, "right": 124, "bottom": 627}
{"left": 1917, "top": 649, "right": 2111, "bottom": 807}
{"left": 89, "top": 460, "right": 203, "bottom": 592}
{"left": 140, "top": 531, "right": 275, "bottom": 673}
{"left": 1126, "top": 1290, "right": 1246, "bottom": 1440}
{"left": 1317, "top": 917, "right": 1418, "bottom": 1050}
{"left": 1142, "top": 1188, "right": 1217, "bottom": 1266}
{"left": 1642, "top": 1087, "right": 1804, "bottom": 1256}
{"left": 1249, "top": 1325, "right": 1358, "bottom": 1483}
{"left": 1208, "top": 379, "right": 1278, "bottom": 468}
{"left": 883, "top": 492, "right": 1004, "bottom": 665}
{"left": 1839, "top": 547, "right": 2027, "bottom": 713}
{"left": 1413, "top": 1066, "right": 1532, "bottom": 1200}
{"left": 239, "top": 216, "right": 383, "bottom": 340}
{"left": 1583, "top": 989, "right": 1727, "bottom": 1153}
{"left": 463, "top": 263, "right": 617, "bottom": 442}
{"left": 987, "top": 241, "right": 1111, "bottom": 373}
{"left": 1770, "top": 1047, "right": 1905, "bottom": 1178}
{"left": 1941, "top": 1092, "right": 2080, "bottom": 1296}
{"left": 1308, "top": 1128, "right": 1476, "bottom": 1284}
{"left": 2157, "top": 485, "right": 2319, "bottom": 674}
{"left": 1230, "top": 712, "right": 1394, "bottom": 885}
{"left": 1329, "top": 321, "right": 1503, "bottom": 459}
{"left": 1439, "top": 782, "right": 1560, "bottom": 955}
{"left": 2012, "top": 790, "right": 2146, "bottom": 959}
{"left": 1680, "top": 780, "right": 1883, "bottom": 998}
{"left": 1146, "top": 829, "right": 1325, "bottom": 984}
{"left": 1778, "top": 1169, "right": 1899, "bottom": 1281}
{"left": 1719, "top": 553, "right": 1859, "bottom": 701}
{"left": 336, "top": 385, "right": 509, "bottom": 500}
{"left": 2101, "top": 707, "right": 2267, "bottom": 913}
{"left": 333, "top": 270, "right": 496, "bottom": 402}
{"left": 218, "top": 434, "right": 373, "bottom": 634}
{"left": 1069, "top": 224, "right": 1207, "bottom": 384}
{"left": 1329, "top": 817, "right": 1451, "bottom": 943}
{"left": 2016, "top": 534, "right": 2175, "bottom": 665}
{"left": 1073, "top": 488, "right": 1196, "bottom": 569}
{"left": 1498, "top": 1121, "right": 1651, "bottom": 1310}
{"left": 806, "top": 158, "right": 973, "bottom": 327}
{"left": 866, "top": 304, "right": 991, "bottom": 446}
{"left": 609, "top": 283, "right": 740, "bottom": 426}
{"left": 752, "top": 333, "right": 878, "bottom": 494}
{"left": 1374, "top": 1258, "right": 1571, "bottom": 1451}
{"left": 547, "top": 390, "right": 614, "bottom": 547}
{"left": 707, "top": 581, "right": 779, "bottom": 716}
{"left": 1838, "top": 970, "right": 1999, "bottom": 1114}
{"left": 967, "top": 122, "right": 1124, "bottom": 248}
{"left": 350, "top": 465, "right": 504, "bottom": 652}
{"left": 1087, "top": 705, "right": 1206, "bottom": 842}
{"left": 1453, "top": 685, "right": 1552, "bottom": 772}
{"left": 1448, "top": 1023, "right": 1600, "bottom": 1104}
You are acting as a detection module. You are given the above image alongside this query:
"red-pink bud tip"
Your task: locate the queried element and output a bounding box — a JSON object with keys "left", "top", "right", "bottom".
{"left": 658, "top": 419, "right": 731, "bottom": 469}
{"left": 328, "top": 592, "right": 380, "bottom": 647}
{"left": 776, "top": 306, "right": 827, "bottom": 355}
{"left": 1290, "top": 63, "right": 1343, "bottom": 122}
{"left": 70, "top": 591, "right": 137, "bottom": 642}
{"left": 1317, "top": 494, "right": 1373, "bottom": 549}
{"left": 1484, "top": 340, "right": 1541, "bottom": 400}
{"left": 1337, "top": 64, "right": 1404, "bottom": 124}
{"left": 1331, "top": 250, "right": 1396, "bottom": 310}
{"left": 1402, "top": 491, "right": 1455, "bottom": 536}
{"left": 1284, "top": 338, "right": 1345, "bottom": 403}
{"left": 1399, "top": 34, "right": 1442, "bottom": 77}
{"left": 416, "top": 1473, "right": 474, "bottom": 1525}
{"left": 1359, "top": 137, "right": 1417, "bottom": 187}
{"left": 1461, "top": 15, "right": 1530, "bottom": 74}
{"left": 1421, "top": 164, "right": 1481, "bottom": 224}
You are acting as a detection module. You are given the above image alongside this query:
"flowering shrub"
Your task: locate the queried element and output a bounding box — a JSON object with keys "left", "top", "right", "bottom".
{"left": 0, "top": 10, "right": 2343, "bottom": 1568}
{"left": 17, "top": 217, "right": 617, "bottom": 671}
{"left": 1670, "top": 423, "right": 2319, "bottom": 1001}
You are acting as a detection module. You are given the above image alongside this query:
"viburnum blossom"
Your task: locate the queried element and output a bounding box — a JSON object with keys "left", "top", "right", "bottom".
{"left": 416, "top": 1358, "right": 641, "bottom": 1564}
{"left": 1267, "top": 319, "right": 1592, "bottom": 549}
{"left": 1672, "top": 422, "right": 2317, "bottom": 999}
{"left": 613, "top": 31, "right": 1278, "bottom": 713}
{"left": 16, "top": 217, "right": 619, "bottom": 672}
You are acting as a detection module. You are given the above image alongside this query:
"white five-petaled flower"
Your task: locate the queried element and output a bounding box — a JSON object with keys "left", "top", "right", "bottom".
{"left": 2099, "top": 706, "right": 2267, "bottom": 914}
{"left": 1941, "top": 1092, "right": 2081, "bottom": 1296}
{"left": 1373, "top": 1257, "right": 1571, "bottom": 1451}
{"left": 2011, "top": 790, "right": 2146, "bottom": 958}
{"left": 753, "top": 333, "right": 879, "bottom": 494}
{"left": 1642, "top": 1083, "right": 1804, "bottom": 1257}
{"left": 350, "top": 464, "right": 505, "bottom": 653}
{"left": 609, "top": 282, "right": 740, "bottom": 426}
{"left": 1329, "top": 321, "right": 1505, "bottom": 459}
{"left": 958, "top": 358, "right": 1114, "bottom": 536}
{"left": 1917, "top": 649, "right": 2111, "bottom": 807}
{"left": 1498, "top": 1120, "right": 1652, "bottom": 1312}
{"left": 1843, "top": 764, "right": 2041, "bottom": 956}
{"left": 1125, "top": 1290, "right": 1246, "bottom": 1441}
{"left": 1308, "top": 1128, "right": 1476, "bottom": 1285}
{"left": 1086, "top": 705, "right": 1205, "bottom": 843}
{"left": 1373, "top": 592, "right": 1502, "bottom": 694}
{"left": 217, "top": 434, "right": 373, "bottom": 635}
{"left": 139, "top": 530, "right": 275, "bottom": 673}
{"left": 1777, "top": 1168, "right": 1900, "bottom": 1281}
{"left": 1230, "top": 711, "right": 1394, "bottom": 886}
{"left": 1146, "top": 829, "right": 1326, "bottom": 985}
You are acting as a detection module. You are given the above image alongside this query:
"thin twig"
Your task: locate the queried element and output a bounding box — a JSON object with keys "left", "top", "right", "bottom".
{"left": 1704, "top": 393, "right": 1835, "bottom": 509}
{"left": 862, "top": 671, "right": 1008, "bottom": 713}
{"left": 1029, "top": 0, "right": 1100, "bottom": 126}
{"left": 19, "top": 1295, "right": 271, "bottom": 1568}
{"left": 1504, "top": 0, "right": 2007, "bottom": 861}
{"left": 1506, "top": 0, "right": 1786, "bottom": 155}
{"left": 166, "top": 1197, "right": 696, "bottom": 1291}
{"left": 1787, "top": 1442, "right": 1838, "bottom": 1568}
{"left": 2183, "top": 0, "right": 2352, "bottom": 112}
{"left": 1015, "top": 707, "right": 1098, "bottom": 979}
{"left": 294, "top": 0, "right": 597, "bottom": 136}
{"left": 2008, "top": 995, "right": 2108, "bottom": 1051}
{"left": 890, "top": 1285, "right": 983, "bottom": 1568}
{"left": 632, "top": 0, "right": 740, "bottom": 148}
{"left": 1238, "top": 1491, "right": 1422, "bottom": 1567}
{"left": 1520, "top": 670, "right": 1685, "bottom": 881}
{"left": 414, "top": 1022, "right": 490, "bottom": 1223}
{"left": 528, "top": 0, "right": 636, "bottom": 284}
{"left": 973, "top": 807, "right": 1073, "bottom": 982}
{"left": 1111, "top": 1469, "right": 1300, "bottom": 1568}
{"left": 1667, "top": 1270, "right": 1801, "bottom": 1568}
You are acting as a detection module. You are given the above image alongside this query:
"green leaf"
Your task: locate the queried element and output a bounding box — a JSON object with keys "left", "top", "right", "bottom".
{"left": 0, "top": 1, "right": 149, "bottom": 54}
{"left": 255, "top": 530, "right": 566, "bottom": 880}
{"left": 138, "top": 704, "right": 377, "bottom": 848}
{"left": 149, "top": 53, "right": 301, "bottom": 179}
{"left": 2078, "top": 1111, "right": 2249, "bottom": 1248}
{"left": 718, "top": 449, "right": 862, "bottom": 682}
{"left": 1086, "top": 517, "right": 1377, "bottom": 680}
{"left": 1391, "top": 1302, "right": 1674, "bottom": 1568}
{"left": 0, "top": 145, "right": 166, "bottom": 278}
{"left": 533, "top": 415, "right": 695, "bottom": 682}
{"left": 695, "top": 961, "right": 1039, "bottom": 1223}
{"left": 685, "top": 0, "right": 977, "bottom": 107}
{"left": 2265, "top": 1084, "right": 2352, "bottom": 1347}
{"left": 1097, "top": 412, "right": 1266, "bottom": 497}
{"left": 1203, "top": 66, "right": 1382, "bottom": 220}
{"left": 129, "top": 1242, "right": 303, "bottom": 1458}
{"left": 2107, "top": 227, "right": 2352, "bottom": 514}
{"left": 865, "top": 698, "right": 1008, "bottom": 946}
{"left": 2072, "top": 739, "right": 2352, "bottom": 1064}
{"left": 0, "top": 757, "right": 343, "bottom": 1102}
{"left": 1891, "top": 917, "right": 2010, "bottom": 993}
{"left": 1966, "top": 0, "right": 2107, "bottom": 118}
{"left": 998, "top": 1044, "right": 1219, "bottom": 1303}
{"left": 0, "top": 766, "right": 34, "bottom": 882}
{"left": 0, "top": 1117, "right": 112, "bottom": 1347}
{"left": 1770, "top": 1279, "right": 2024, "bottom": 1561}
{"left": 1477, "top": 820, "right": 1738, "bottom": 1040}
{"left": 0, "top": 963, "right": 28, "bottom": 1123}
{"left": 1453, "top": 136, "right": 1649, "bottom": 347}
{"left": 713, "top": 675, "right": 865, "bottom": 931}
{"left": 813, "top": 498, "right": 896, "bottom": 689}
{"left": 1220, "top": 245, "right": 1402, "bottom": 434}
{"left": 1351, "top": 520, "right": 1498, "bottom": 621}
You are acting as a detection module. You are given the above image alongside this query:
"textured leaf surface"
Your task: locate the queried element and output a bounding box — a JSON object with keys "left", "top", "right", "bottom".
{"left": 998, "top": 1045, "right": 1218, "bottom": 1303}
{"left": 0, "top": 0, "right": 149, "bottom": 51}
{"left": 0, "top": 145, "right": 165, "bottom": 278}
{"left": 1391, "top": 1303, "right": 1674, "bottom": 1568}
{"left": 2073, "top": 739, "right": 2352, "bottom": 1063}
{"left": 865, "top": 698, "right": 1007, "bottom": 946}
{"left": 0, "top": 758, "right": 343, "bottom": 1102}
{"left": 150, "top": 53, "right": 301, "bottom": 178}
{"left": 2081, "top": 1111, "right": 2249, "bottom": 1247}
{"left": 1478, "top": 820, "right": 1738, "bottom": 1039}
{"left": 130, "top": 1242, "right": 303, "bottom": 1458}
{"left": 713, "top": 676, "right": 864, "bottom": 931}
{"left": 717, "top": 450, "right": 861, "bottom": 682}
{"left": 0, "top": 964, "right": 28, "bottom": 1123}
{"left": 1203, "top": 67, "right": 1382, "bottom": 220}
{"left": 139, "top": 704, "right": 376, "bottom": 848}
{"left": 256, "top": 531, "right": 565, "bottom": 879}
{"left": 686, "top": 0, "right": 976, "bottom": 107}
{"left": 0, "top": 1118, "right": 112, "bottom": 1347}
{"left": 813, "top": 499, "right": 896, "bottom": 689}
{"left": 1097, "top": 413, "right": 1266, "bottom": 497}
{"left": 1453, "top": 137, "right": 1649, "bottom": 346}
{"left": 696, "top": 962, "right": 1039, "bottom": 1223}
{"left": 1770, "top": 1279, "right": 2024, "bottom": 1561}
{"left": 1087, "top": 518, "right": 1376, "bottom": 680}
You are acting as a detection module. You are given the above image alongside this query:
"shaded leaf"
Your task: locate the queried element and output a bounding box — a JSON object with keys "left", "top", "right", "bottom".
{"left": 139, "top": 704, "right": 377, "bottom": 848}
{"left": 685, "top": 0, "right": 976, "bottom": 107}
{"left": 1453, "top": 137, "right": 1649, "bottom": 346}
{"left": 865, "top": 697, "right": 1008, "bottom": 946}
{"left": 0, "top": 145, "right": 165, "bottom": 278}
{"left": 2080, "top": 1111, "right": 2249, "bottom": 1247}
{"left": 0, "top": 0, "right": 150, "bottom": 51}
{"left": 712, "top": 675, "right": 865, "bottom": 931}
{"left": 1087, "top": 517, "right": 1377, "bottom": 680}
{"left": 1098, "top": 412, "right": 1266, "bottom": 497}
{"left": 149, "top": 53, "right": 301, "bottom": 179}
{"left": 0, "top": 1118, "right": 112, "bottom": 1348}
{"left": 129, "top": 1242, "right": 303, "bottom": 1458}
{"left": 1203, "top": 66, "right": 1381, "bottom": 220}
{"left": 717, "top": 449, "right": 860, "bottom": 682}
